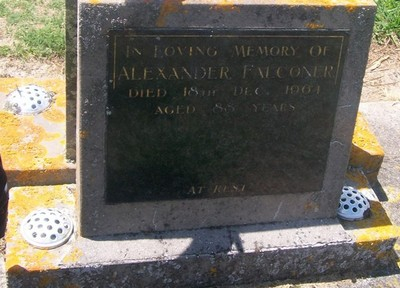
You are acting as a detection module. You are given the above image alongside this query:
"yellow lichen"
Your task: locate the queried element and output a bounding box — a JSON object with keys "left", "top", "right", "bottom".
{"left": 209, "top": 0, "right": 239, "bottom": 11}
{"left": 0, "top": 78, "right": 69, "bottom": 177}
{"left": 305, "top": 22, "right": 325, "bottom": 29}
{"left": 346, "top": 169, "right": 370, "bottom": 190}
{"left": 156, "top": 0, "right": 183, "bottom": 27}
{"left": 79, "top": 130, "right": 88, "bottom": 139}
{"left": 345, "top": 4, "right": 358, "bottom": 12}
{"left": 352, "top": 202, "right": 400, "bottom": 244}
{"left": 0, "top": 111, "right": 48, "bottom": 169}
{"left": 42, "top": 108, "right": 65, "bottom": 123}
{"left": 5, "top": 185, "right": 75, "bottom": 272}
{"left": 352, "top": 113, "right": 384, "bottom": 154}
{"left": 62, "top": 248, "right": 84, "bottom": 264}
{"left": 350, "top": 113, "right": 385, "bottom": 174}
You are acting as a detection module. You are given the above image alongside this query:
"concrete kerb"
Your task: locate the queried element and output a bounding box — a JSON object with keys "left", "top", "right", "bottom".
{"left": 1, "top": 78, "right": 399, "bottom": 286}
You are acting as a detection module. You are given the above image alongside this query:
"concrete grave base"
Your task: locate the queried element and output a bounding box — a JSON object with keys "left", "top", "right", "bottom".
{"left": 6, "top": 185, "right": 397, "bottom": 287}
{"left": 3, "top": 81, "right": 395, "bottom": 286}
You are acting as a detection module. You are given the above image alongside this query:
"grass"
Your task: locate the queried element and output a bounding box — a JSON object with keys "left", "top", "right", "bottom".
{"left": 0, "top": 0, "right": 65, "bottom": 58}
{"left": 0, "top": 0, "right": 398, "bottom": 59}
{"left": 374, "top": 0, "right": 400, "bottom": 45}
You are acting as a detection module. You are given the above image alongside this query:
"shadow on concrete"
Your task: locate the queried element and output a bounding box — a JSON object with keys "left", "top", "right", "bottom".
{"left": 372, "top": 181, "right": 390, "bottom": 202}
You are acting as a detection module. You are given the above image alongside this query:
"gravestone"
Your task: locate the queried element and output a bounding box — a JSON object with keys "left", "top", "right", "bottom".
{"left": 77, "top": 0, "right": 376, "bottom": 237}
{"left": 6, "top": 1, "right": 386, "bottom": 287}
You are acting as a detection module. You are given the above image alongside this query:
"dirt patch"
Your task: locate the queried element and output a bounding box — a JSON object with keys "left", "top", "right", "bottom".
{"left": 0, "top": 57, "right": 64, "bottom": 79}
{"left": 363, "top": 42, "right": 400, "bottom": 102}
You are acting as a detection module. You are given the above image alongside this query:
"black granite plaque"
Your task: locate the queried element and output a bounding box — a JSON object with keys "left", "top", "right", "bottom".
{"left": 106, "top": 29, "right": 348, "bottom": 203}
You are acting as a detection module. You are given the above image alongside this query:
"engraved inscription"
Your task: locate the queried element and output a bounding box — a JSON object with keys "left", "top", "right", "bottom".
{"left": 106, "top": 29, "right": 348, "bottom": 203}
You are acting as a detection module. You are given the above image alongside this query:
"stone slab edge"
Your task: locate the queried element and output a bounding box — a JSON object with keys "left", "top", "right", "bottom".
{"left": 7, "top": 220, "right": 397, "bottom": 287}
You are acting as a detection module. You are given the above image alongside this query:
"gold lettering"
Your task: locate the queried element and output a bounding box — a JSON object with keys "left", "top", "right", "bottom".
{"left": 143, "top": 67, "right": 153, "bottom": 80}
{"left": 164, "top": 46, "right": 175, "bottom": 57}
{"left": 153, "top": 45, "right": 160, "bottom": 58}
{"left": 233, "top": 45, "right": 246, "bottom": 57}
{"left": 183, "top": 86, "right": 216, "bottom": 97}
{"left": 181, "top": 67, "right": 193, "bottom": 79}
{"left": 246, "top": 45, "right": 256, "bottom": 57}
{"left": 153, "top": 45, "right": 218, "bottom": 58}
{"left": 251, "top": 103, "right": 269, "bottom": 113}
{"left": 324, "top": 65, "right": 335, "bottom": 78}
{"left": 233, "top": 86, "right": 254, "bottom": 96}
{"left": 232, "top": 45, "right": 299, "bottom": 57}
{"left": 281, "top": 46, "right": 289, "bottom": 56}
{"left": 129, "top": 88, "right": 167, "bottom": 98}
{"left": 121, "top": 66, "right": 231, "bottom": 81}
{"left": 188, "top": 186, "right": 196, "bottom": 195}
{"left": 244, "top": 65, "right": 336, "bottom": 79}
{"left": 213, "top": 184, "right": 246, "bottom": 194}
{"left": 219, "top": 66, "right": 231, "bottom": 79}
{"left": 154, "top": 106, "right": 163, "bottom": 115}
{"left": 203, "top": 66, "right": 231, "bottom": 80}
{"left": 126, "top": 46, "right": 142, "bottom": 58}
{"left": 154, "top": 105, "right": 196, "bottom": 115}
{"left": 118, "top": 66, "right": 130, "bottom": 80}
{"left": 207, "top": 66, "right": 218, "bottom": 80}
{"left": 168, "top": 68, "right": 180, "bottom": 80}
{"left": 232, "top": 185, "right": 246, "bottom": 192}
{"left": 285, "top": 85, "right": 321, "bottom": 95}
{"left": 213, "top": 185, "right": 226, "bottom": 193}
{"left": 289, "top": 67, "right": 301, "bottom": 78}
{"left": 242, "top": 65, "right": 252, "bottom": 79}
{"left": 269, "top": 46, "right": 280, "bottom": 56}
{"left": 257, "top": 67, "right": 269, "bottom": 78}
{"left": 301, "top": 66, "right": 312, "bottom": 77}
{"left": 188, "top": 186, "right": 206, "bottom": 195}
{"left": 309, "top": 45, "right": 329, "bottom": 57}
{"left": 273, "top": 103, "right": 296, "bottom": 112}
{"left": 156, "top": 67, "right": 167, "bottom": 80}
{"left": 212, "top": 103, "right": 235, "bottom": 113}
{"left": 277, "top": 67, "right": 285, "bottom": 78}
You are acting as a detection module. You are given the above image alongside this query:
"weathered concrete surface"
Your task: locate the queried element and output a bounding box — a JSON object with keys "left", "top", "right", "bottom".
{"left": 0, "top": 78, "right": 75, "bottom": 187}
